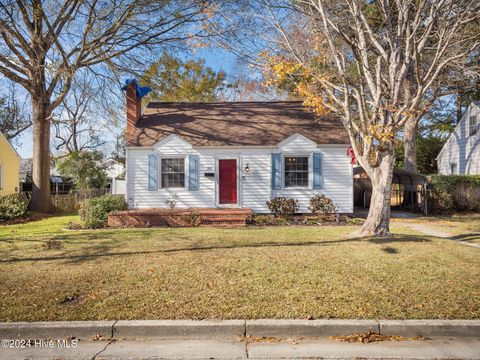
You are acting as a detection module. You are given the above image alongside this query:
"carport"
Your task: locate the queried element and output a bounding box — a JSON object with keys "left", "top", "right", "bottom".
{"left": 353, "top": 167, "right": 428, "bottom": 214}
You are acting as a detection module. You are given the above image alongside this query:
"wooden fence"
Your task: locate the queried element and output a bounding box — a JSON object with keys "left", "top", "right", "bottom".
{"left": 23, "top": 189, "right": 111, "bottom": 213}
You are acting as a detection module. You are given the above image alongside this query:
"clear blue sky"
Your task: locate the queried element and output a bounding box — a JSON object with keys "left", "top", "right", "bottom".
{"left": 13, "top": 48, "right": 241, "bottom": 159}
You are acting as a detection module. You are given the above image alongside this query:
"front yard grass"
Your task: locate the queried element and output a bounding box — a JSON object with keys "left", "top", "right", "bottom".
{"left": 391, "top": 214, "right": 480, "bottom": 243}
{"left": 0, "top": 215, "right": 479, "bottom": 321}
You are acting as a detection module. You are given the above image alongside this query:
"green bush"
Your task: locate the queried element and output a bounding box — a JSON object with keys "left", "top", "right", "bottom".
{"left": 266, "top": 197, "right": 299, "bottom": 219}
{"left": 428, "top": 175, "right": 480, "bottom": 213}
{"left": 308, "top": 194, "right": 337, "bottom": 216}
{"left": 253, "top": 214, "right": 288, "bottom": 225}
{"left": 80, "top": 195, "right": 128, "bottom": 228}
{"left": 0, "top": 193, "right": 29, "bottom": 221}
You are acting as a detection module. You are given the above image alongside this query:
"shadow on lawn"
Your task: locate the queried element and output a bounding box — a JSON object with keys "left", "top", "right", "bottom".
{"left": 448, "top": 233, "right": 480, "bottom": 242}
{"left": 0, "top": 234, "right": 431, "bottom": 264}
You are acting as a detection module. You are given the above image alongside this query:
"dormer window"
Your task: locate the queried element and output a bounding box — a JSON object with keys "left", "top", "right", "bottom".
{"left": 469, "top": 114, "right": 478, "bottom": 136}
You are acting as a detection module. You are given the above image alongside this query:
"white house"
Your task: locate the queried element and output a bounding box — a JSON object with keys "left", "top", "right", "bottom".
{"left": 437, "top": 101, "right": 480, "bottom": 175}
{"left": 99, "top": 159, "right": 126, "bottom": 195}
{"left": 124, "top": 80, "right": 353, "bottom": 213}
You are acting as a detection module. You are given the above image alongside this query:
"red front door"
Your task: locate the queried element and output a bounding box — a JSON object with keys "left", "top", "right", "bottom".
{"left": 219, "top": 159, "right": 237, "bottom": 205}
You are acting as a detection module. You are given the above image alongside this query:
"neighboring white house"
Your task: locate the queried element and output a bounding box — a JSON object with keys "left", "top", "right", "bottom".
{"left": 99, "top": 159, "right": 126, "bottom": 195}
{"left": 123, "top": 80, "right": 353, "bottom": 213}
{"left": 437, "top": 101, "right": 480, "bottom": 175}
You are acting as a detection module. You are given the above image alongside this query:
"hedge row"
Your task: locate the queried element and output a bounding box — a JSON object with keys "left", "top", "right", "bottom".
{"left": 428, "top": 175, "right": 480, "bottom": 213}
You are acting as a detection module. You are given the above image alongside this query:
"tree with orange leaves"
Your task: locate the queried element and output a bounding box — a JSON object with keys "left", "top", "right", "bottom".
{"left": 260, "top": 0, "right": 479, "bottom": 236}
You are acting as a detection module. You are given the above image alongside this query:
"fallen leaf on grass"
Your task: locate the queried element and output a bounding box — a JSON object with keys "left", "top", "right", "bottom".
{"left": 329, "top": 330, "right": 429, "bottom": 343}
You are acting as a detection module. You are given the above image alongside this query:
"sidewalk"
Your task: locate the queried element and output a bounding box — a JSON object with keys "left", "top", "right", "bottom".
{"left": 0, "top": 319, "right": 479, "bottom": 359}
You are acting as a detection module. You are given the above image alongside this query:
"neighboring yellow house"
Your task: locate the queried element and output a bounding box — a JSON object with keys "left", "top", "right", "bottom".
{"left": 0, "top": 132, "right": 21, "bottom": 195}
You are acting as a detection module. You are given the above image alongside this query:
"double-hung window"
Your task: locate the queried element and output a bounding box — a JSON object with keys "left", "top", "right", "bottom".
{"left": 469, "top": 115, "right": 478, "bottom": 136}
{"left": 450, "top": 163, "right": 458, "bottom": 175}
{"left": 284, "top": 156, "right": 309, "bottom": 188}
{"left": 161, "top": 158, "right": 185, "bottom": 188}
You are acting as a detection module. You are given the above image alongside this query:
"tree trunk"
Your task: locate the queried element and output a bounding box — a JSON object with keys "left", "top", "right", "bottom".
{"left": 30, "top": 97, "right": 53, "bottom": 212}
{"left": 404, "top": 119, "right": 417, "bottom": 172}
{"left": 456, "top": 91, "right": 463, "bottom": 123}
{"left": 355, "top": 149, "right": 395, "bottom": 237}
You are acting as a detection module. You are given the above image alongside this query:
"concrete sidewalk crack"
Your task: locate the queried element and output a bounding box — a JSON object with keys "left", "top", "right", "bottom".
{"left": 90, "top": 320, "right": 117, "bottom": 360}
{"left": 243, "top": 320, "right": 249, "bottom": 359}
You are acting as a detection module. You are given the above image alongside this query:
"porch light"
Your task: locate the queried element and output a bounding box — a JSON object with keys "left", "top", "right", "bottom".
{"left": 244, "top": 163, "right": 251, "bottom": 173}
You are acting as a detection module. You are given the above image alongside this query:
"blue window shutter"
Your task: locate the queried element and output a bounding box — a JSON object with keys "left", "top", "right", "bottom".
{"left": 148, "top": 154, "right": 158, "bottom": 190}
{"left": 188, "top": 154, "right": 199, "bottom": 190}
{"left": 272, "top": 153, "right": 282, "bottom": 190}
{"left": 313, "top": 152, "right": 323, "bottom": 189}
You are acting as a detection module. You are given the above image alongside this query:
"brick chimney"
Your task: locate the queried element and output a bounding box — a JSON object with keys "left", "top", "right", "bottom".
{"left": 126, "top": 82, "right": 142, "bottom": 141}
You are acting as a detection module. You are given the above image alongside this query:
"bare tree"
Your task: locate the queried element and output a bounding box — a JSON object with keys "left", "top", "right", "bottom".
{"left": 260, "top": 0, "right": 480, "bottom": 236}
{"left": 0, "top": 0, "right": 214, "bottom": 211}
{"left": 0, "top": 81, "right": 31, "bottom": 142}
{"left": 52, "top": 74, "right": 107, "bottom": 155}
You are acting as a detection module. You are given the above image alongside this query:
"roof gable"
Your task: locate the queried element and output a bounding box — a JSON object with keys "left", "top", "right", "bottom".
{"left": 0, "top": 132, "right": 21, "bottom": 159}
{"left": 438, "top": 101, "right": 479, "bottom": 158}
{"left": 277, "top": 133, "right": 318, "bottom": 151}
{"left": 153, "top": 134, "right": 192, "bottom": 149}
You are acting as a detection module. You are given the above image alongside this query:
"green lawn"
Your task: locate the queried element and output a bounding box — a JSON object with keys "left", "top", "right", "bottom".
{"left": 0, "top": 215, "right": 479, "bottom": 321}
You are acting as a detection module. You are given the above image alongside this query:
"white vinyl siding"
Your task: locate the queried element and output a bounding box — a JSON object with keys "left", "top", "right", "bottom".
{"left": 437, "top": 102, "right": 480, "bottom": 175}
{"left": 126, "top": 134, "right": 353, "bottom": 213}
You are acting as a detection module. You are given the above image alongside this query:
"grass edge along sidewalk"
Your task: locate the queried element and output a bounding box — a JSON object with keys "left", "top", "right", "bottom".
{"left": 1, "top": 319, "right": 480, "bottom": 340}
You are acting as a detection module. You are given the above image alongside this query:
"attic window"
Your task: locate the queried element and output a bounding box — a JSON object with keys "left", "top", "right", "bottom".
{"left": 469, "top": 115, "right": 478, "bottom": 136}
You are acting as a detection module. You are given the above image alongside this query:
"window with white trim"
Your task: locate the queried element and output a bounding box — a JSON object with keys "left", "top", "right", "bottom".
{"left": 469, "top": 115, "right": 478, "bottom": 136}
{"left": 161, "top": 158, "right": 185, "bottom": 188}
{"left": 450, "top": 163, "right": 457, "bottom": 175}
{"left": 284, "top": 156, "right": 309, "bottom": 188}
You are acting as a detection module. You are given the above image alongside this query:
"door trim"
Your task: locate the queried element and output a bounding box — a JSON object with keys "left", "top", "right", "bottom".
{"left": 215, "top": 156, "right": 241, "bottom": 208}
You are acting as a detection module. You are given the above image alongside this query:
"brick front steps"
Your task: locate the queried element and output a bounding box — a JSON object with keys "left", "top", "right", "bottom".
{"left": 107, "top": 208, "right": 253, "bottom": 228}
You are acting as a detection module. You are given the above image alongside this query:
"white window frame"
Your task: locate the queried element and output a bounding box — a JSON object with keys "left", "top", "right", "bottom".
{"left": 159, "top": 156, "right": 187, "bottom": 189}
{"left": 282, "top": 154, "right": 312, "bottom": 189}
{"left": 469, "top": 114, "right": 478, "bottom": 137}
{"left": 449, "top": 162, "right": 458, "bottom": 175}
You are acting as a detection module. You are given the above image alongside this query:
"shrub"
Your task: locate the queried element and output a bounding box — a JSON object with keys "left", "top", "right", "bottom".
{"left": 308, "top": 194, "right": 337, "bottom": 217}
{"left": 428, "top": 175, "right": 480, "bottom": 213}
{"left": 253, "top": 214, "right": 288, "bottom": 225}
{"left": 80, "top": 195, "right": 128, "bottom": 228}
{"left": 0, "top": 193, "right": 29, "bottom": 221}
{"left": 166, "top": 194, "right": 179, "bottom": 209}
{"left": 266, "top": 197, "right": 299, "bottom": 219}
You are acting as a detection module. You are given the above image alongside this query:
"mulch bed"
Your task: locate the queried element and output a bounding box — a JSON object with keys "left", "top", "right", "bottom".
{"left": 251, "top": 214, "right": 358, "bottom": 227}
{"left": 0, "top": 212, "right": 53, "bottom": 226}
